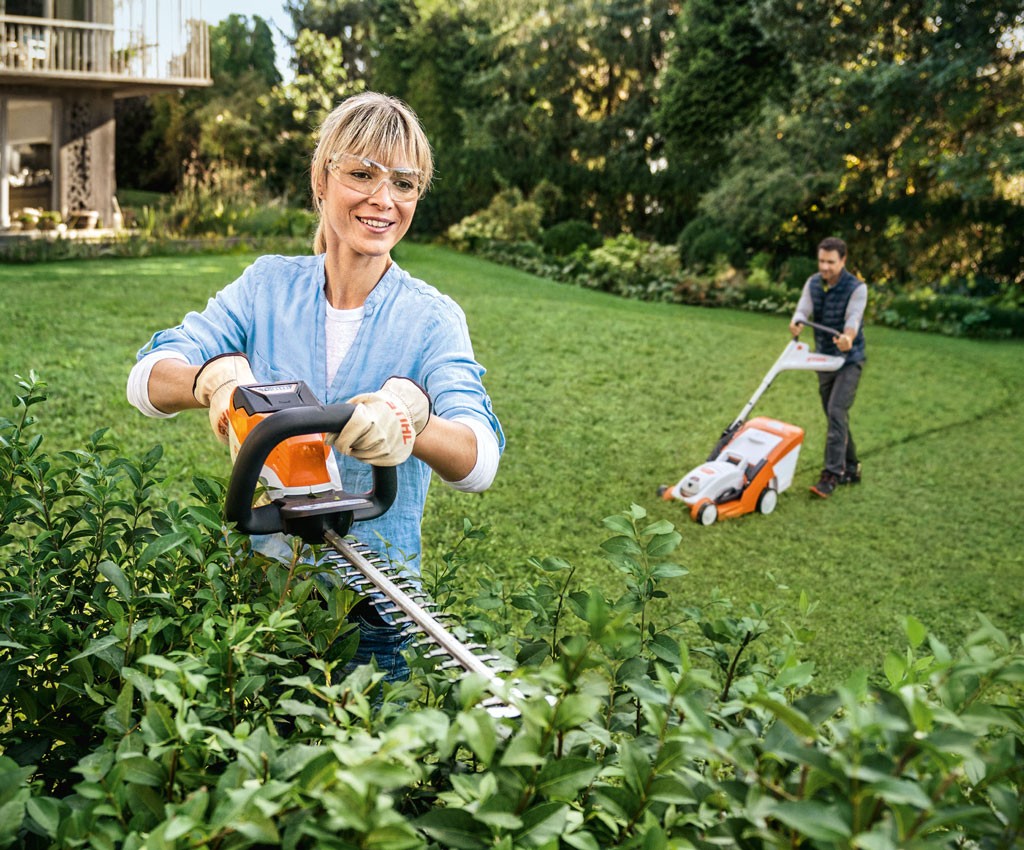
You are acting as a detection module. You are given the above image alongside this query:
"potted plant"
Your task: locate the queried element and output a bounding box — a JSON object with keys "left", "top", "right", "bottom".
{"left": 38, "top": 211, "right": 62, "bottom": 231}
{"left": 17, "top": 210, "right": 39, "bottom": 230}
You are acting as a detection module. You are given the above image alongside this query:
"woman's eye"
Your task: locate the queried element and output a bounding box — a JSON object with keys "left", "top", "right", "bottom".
{"left": 394, "top": 178, "right": 417, "bottom": 192}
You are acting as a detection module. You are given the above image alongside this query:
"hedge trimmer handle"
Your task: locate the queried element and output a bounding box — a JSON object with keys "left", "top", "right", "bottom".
{"left": 225, "top": 399, "right": 397, "bottom": 541}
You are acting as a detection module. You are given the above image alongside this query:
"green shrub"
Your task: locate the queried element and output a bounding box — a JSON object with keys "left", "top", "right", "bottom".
{"left": 541, "top": 219, "right": 603, "bottom": 257}
{"left": 151, "top": 159, "right": 312, "bottom": 239}
{"left": 780, "top": 254, "right": 818, "bottom": 291}
{"left": 574, "top": 233, "right": 682, "bottom": 301}
{"left": 677, "top": 216, "right": 742, "bottom": 270}
{"left": 3, "top": 375, "right": 1021, "bottom": 848}
{"left": 445, "top": 188, "right": 544, "bottom": 250}
{"left": 742, "top": 266, "right": 798, "bottom": 314}
{"left": 875, "top": 289, "right": 1024, "bottom": 338}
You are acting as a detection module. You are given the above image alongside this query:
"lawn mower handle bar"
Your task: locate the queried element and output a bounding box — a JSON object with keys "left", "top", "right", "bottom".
{"left": 795, "top": 319, "right": 843, "bottom": 337}
{"left": 224, "top": 402, "right": 397, "bottom": 535}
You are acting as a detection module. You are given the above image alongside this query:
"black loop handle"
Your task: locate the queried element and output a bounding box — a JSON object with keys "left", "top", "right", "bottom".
{"left": 224, "top": 402, "right": 397, "bottom": 535}
{"left": 797, "top": 319, "right": 843, "bottom": 338}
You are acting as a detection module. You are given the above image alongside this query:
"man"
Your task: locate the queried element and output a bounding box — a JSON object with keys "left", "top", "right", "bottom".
{"left": 789, "top": 236, "right": 867, "bottom": 498}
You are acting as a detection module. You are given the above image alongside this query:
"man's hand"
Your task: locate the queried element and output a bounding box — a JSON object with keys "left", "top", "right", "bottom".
{"left": 834, "top": 331, "right": 854, "bottom": 353}
{"left": 192, "top": 353, "right": 256, "bottom": 444}
{"left": 327, "top": 377, "right": 431, "bottom": 466}
{"left": 789, "top": 320, "right": 804, "bottom": 337}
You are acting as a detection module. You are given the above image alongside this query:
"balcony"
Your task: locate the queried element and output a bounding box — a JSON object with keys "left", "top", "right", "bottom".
{"left": 0, "top": 9, "right": 210, "bottom": 91}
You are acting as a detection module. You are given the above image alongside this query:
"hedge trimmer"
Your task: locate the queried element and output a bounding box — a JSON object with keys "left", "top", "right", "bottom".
{"left": 223, "top": 380, "right": 516, "bottom": 714}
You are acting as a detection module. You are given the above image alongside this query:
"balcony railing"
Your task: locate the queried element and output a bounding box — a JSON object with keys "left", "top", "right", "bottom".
{"left": 0, "top": 13, "right": 209, "bottom": 85}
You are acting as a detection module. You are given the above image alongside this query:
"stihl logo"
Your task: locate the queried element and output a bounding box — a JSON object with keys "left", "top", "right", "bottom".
{"left": 386, "top": 401, "right": 414, "bottom": 444}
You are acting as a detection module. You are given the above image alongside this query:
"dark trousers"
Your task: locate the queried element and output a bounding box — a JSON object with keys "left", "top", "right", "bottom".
{"left": 817, "top": 362, "right": 862, "bottom": 475}
{"left": 348, "top": 599, "right": 411, "bottom": 683}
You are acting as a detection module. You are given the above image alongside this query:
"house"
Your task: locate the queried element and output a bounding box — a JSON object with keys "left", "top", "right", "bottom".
{"left": 0, "top": 0, "right": 211, "bottom": 230}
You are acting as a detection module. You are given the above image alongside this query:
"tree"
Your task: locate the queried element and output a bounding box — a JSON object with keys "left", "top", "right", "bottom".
{"left": 655, "top": 0, "right": 794, "bottom": 222}
{"left": 115, "top": 15, "right": 287, "bottom": 195}
{"left": 209, "top": 13, "right": 281, "bottom": 89}
{"left": 740, "top": 0, "right": 1024, "bottom": 285}
{"left": 457, "top": 0, "right": 680, "bottom": 237}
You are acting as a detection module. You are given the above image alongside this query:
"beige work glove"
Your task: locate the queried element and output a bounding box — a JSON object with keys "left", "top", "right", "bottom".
{"left": 192, "top": 353, "right": 257, "bottom": 446}
{"left": 326, "top": 377, "right": 431, "bottom": 466}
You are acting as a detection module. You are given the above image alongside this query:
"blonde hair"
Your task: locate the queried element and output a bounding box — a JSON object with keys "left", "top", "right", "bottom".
{"left": 310, "top": 92, "right": 434, "bottom": 254}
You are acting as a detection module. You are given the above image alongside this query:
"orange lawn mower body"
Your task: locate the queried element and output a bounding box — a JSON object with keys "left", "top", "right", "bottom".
{"left": 659, "top": 328, "right": 846, "bottom": 525}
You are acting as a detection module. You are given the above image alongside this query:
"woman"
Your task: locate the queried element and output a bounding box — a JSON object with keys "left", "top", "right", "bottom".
{"left": 127, "top": 92, "right": 505, "bottom": 678}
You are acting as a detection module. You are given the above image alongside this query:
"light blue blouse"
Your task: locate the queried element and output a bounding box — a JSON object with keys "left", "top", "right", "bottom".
{"left": 138, "top": 254, "right": 505, "bottom": 570}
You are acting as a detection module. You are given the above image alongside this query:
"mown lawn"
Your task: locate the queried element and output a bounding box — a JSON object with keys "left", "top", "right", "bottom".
{"left": 2, "top": 243, "right": 1022, "bottom": 685}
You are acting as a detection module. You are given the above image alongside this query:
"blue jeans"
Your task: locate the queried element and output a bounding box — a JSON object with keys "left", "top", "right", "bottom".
{"left": 817, "top": 362, "right": 862, "bottom": 476}
{"left": 347, "top": 601, "right": 411, "bottom": 682}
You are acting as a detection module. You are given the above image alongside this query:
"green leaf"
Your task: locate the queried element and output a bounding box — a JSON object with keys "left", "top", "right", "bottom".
{"left": 535, "top": 556, "right": 573, "bottom": 573}
{"left": 902, "top": 615, "right": 927, "bottom": 648}
{"left": 456, "top": 711, "right": 497, "bottom": 764}
{"left": 553, "top": 694, "right": 603, "bottom": 731}
{"left": 536, "top": 758, "right": 600, "bottom": 801}
{"left": 602, "top": 515, "right": 635, "bottom": 536}
{"left": 749, "top": 693, "right": 818, "bottom": 739}
{"left": 416, "top": 808, "right": 487, "bottom": 850}
{"left": 233, "top": 813, "right": 280, "bottom": 844}
{"left": 515, "top": 801, "right": 568, "bottom": 848}
{"left": 645, "top": 531, "right": 681, "bottom": 558}
{"left": 142, "top": 702, "right": 176, "bottom": 744}
{"left": 25, "top": 796, "right": 61, "bottom": 837}
{"left": 117, "top": 756, "right": 166, "bottom": 787}
{"left": 98, "top": 560, "right": 133, "bottom": 602}
{"left": 851, "top": 829, "right": 899, "bottom": 850}
{"left": 0, "top": 797, "right": 28, "bottom": 846}
{"left": 883, "top": 651, "right": 906, "bottom": 687}
{"left": 67, "top": 635, "right": 122, "bottom": 664}
{"left": 650, "top": 562, "right": 688, "bottom": 579}
{"left": 135, "top": 655, "right": 181, "bottom": 672}
{"left": 763, "top": 800, "right": 852, "bottom": 842}
{"left": 867, "top": 777, "right": 933, "bottom": 809}
{"left": 618, "top": 740, "right": 651, "bottom": 796}
{"left": 500, "top": 732, "right": 547, "bottom": 767}
{"left": 137, "top": 532, "right": 190, "bottom": 571}
{"left": 774, "top": 661, "right": 815, "bottom": 690}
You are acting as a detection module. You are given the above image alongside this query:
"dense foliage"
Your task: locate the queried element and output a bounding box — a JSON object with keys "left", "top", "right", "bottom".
{"left": 115, "top": 0, "right": 1024, "bottom": 300}
{"left": 3, "top": 374, "right": 1023, "bottom": 848}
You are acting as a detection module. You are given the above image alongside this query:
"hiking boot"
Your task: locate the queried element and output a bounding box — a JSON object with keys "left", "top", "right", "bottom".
{"left": 810, "top": 471, "right": 839, "bottom": 499}
{"left": 839, "top": 462, "right": 862, "bottom": 485}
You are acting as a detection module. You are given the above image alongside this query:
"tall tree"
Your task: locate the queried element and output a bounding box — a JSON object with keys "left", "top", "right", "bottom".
{"left": 727, "top": 0, "right": 1024, "bottom": 284}
{"left": 284, "top": 0, "right": 415, "bottom": 84}
{"left": 458, "top": 0, "right": 680, "bottom": 236}
{"left": 655, "top": 0, "right": 794, "bottom": 223}
{"left": 116, "top": 15, "right": 286, "bottom": 194}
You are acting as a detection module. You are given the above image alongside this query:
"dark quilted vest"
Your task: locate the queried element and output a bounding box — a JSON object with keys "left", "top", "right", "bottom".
{"left": 809, "top": 269, "right": 866, "bottom": 363}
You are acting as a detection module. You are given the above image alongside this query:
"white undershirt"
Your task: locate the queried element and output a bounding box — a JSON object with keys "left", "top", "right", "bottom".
{"left": 325, "top": 302, "right": 365, "bottom": 385}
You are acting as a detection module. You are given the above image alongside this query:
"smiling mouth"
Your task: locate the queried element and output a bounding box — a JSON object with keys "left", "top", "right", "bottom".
{"left": 357, "top": 216, "right": 393, "bottom": 231}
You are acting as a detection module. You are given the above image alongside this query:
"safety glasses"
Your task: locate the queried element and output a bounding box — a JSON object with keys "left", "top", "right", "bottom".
{"left": 326, "top": 154, "right": 423, "bottom": 202}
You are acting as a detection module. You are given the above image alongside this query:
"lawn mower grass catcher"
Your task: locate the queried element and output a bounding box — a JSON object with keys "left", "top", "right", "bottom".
{"left": 223, "top": 380, "right": 518, "bottom": 715}
{"left": 658, "top": 322, "right": 846, "bottom": 525}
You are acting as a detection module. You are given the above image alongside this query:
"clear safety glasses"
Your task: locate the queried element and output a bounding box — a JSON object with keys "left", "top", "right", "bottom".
{"left": 326, "top": 154, "right": 423, "bottom": 202}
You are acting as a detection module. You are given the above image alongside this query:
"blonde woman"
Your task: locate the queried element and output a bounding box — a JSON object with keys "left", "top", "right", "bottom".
{"left": 127, "top": 92, "right": 504, "bottom": 679}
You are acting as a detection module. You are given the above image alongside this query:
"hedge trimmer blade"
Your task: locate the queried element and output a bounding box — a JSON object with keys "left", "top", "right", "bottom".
{"left": 320, "top": 530, "right": 518, "bottom": 716}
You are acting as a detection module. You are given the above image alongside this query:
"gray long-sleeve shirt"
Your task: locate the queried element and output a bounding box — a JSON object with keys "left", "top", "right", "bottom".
{"left": 792, "top": 277, "right": 867, "bottom": 333}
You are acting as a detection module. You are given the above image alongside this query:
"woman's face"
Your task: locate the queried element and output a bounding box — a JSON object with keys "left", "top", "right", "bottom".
{"left": 319, "top": 152, "right": 420, "bottom": 263}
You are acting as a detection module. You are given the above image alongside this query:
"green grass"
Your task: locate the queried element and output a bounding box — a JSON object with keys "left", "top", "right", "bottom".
{"left": 2, "top": 243, "right": 1022, "bottom": 684}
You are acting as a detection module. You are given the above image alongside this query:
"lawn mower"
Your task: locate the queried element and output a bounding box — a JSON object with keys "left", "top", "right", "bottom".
{"left": 658, "top": 321, "right": 846, "bottom": 525}
{"left": 223, "top": 380, "right": 517, "bottom": 714}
